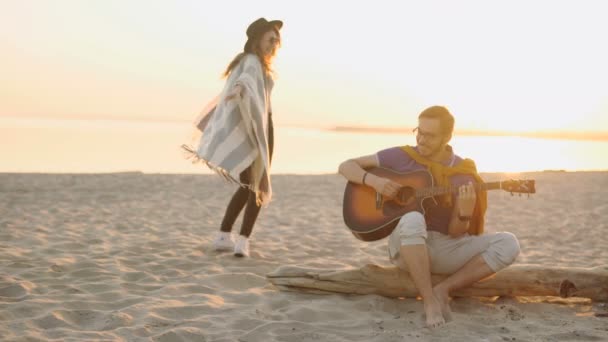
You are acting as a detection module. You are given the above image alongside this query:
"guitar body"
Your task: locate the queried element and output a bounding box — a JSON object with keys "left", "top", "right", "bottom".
{"left": 343, "top": 168, "right": 437, "bottom": 242}
{"left": 342, "top": 167, "right": 535, "bottom": 243}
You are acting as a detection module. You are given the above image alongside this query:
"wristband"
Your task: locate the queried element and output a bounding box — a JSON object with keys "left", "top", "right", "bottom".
{"left": 362, "top": 172, "right": 369, "bottom": 185}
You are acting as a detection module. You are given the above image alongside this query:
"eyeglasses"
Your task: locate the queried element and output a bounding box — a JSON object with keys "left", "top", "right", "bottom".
{"left": 413, "top": 127, "right": 441, "bottom": 140}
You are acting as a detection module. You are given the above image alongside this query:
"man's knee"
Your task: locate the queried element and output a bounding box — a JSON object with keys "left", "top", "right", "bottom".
{"left": 483, "top": 232, "right": 520, "bottom": 272}
{"left": 499, "top": 232, "right": 521, "bottom": 262}
{"left": 388, "top": 211, "right": 427, "bottom": 263}
{"left": 396, "top": 211, "right": 427, "bottom": 245}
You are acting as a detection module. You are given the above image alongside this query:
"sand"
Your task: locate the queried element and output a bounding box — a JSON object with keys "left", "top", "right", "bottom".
{"left": 1, "top": 171, "right": 607, "bottom": 341}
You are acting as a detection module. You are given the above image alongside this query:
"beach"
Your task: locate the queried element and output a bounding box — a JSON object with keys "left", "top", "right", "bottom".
{"left": 1, "top": 171, "right": 607, "bottom": 341}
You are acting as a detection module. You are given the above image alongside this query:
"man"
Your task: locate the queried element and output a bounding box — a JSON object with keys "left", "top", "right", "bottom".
{"left": 338, "top": 106, "right": 520, "bottom": 328}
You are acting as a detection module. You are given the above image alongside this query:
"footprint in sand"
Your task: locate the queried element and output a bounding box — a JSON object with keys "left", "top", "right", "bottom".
{"left": 500, "top": 304, "right": 525, "bottom": 321}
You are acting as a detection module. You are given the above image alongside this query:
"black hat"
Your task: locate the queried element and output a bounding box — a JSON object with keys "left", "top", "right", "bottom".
{"left": 244, "top": 18, "right": 283, "bottom": 52}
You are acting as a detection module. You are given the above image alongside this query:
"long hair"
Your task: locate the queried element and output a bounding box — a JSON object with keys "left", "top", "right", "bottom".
{"left": 223, "top": 27, "right": 281, "bottom": 79}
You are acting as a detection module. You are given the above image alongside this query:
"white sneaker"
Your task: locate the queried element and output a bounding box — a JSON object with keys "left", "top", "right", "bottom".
{"left": 234, "top": 235, "right": 250, "bottom": 257}
{"left": 212, "top": 232, "right": 234, "bottom": 251}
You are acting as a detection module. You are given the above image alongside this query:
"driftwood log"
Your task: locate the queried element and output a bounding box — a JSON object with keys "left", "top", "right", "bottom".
{"left": 267, "top": 264, "right": 608, "bottom": 301}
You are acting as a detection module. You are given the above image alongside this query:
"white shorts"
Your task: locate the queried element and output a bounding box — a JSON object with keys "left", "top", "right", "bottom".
{"left": 388, "top": 212, "right": 520, "bottom": 274}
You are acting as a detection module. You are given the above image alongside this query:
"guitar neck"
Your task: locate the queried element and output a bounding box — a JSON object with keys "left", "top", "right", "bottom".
{"left": 417, "top": 182, "right": 502, "bottom": 197}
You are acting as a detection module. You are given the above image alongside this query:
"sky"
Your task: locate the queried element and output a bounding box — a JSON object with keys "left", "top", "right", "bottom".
{"left": 1, "top": 0, "right": 607, "bottom": 135}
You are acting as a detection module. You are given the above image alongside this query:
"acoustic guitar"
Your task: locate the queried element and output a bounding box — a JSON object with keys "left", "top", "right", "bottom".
{"left": 342, "top": 168, "right": 536, "bottom": 242}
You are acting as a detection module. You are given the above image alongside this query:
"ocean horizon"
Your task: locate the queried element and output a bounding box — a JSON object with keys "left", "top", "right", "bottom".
{"left": 2, "top": 117, "right": 607, "bottom": 175}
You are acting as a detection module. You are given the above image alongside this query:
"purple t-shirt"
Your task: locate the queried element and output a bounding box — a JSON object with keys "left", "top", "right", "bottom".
{"left": 377, "top": 146, "right": 476, "bottom": 235}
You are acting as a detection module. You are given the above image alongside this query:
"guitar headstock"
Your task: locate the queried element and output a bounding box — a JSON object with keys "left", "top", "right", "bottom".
{"left": 501, "top": 179, "right": 536, "bottom": 194}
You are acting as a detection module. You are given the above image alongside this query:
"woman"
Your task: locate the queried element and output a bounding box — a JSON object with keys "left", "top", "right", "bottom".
{"left": 183, "top": 18, "right": 283, "bottom": 257}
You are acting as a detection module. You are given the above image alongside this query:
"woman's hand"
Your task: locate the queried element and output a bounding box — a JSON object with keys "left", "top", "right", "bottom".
{"left": 456, "top": 181, "right": 476, "bottom": 216}
{"left": 225, "top": 84, "right": 243, "bottom": 101}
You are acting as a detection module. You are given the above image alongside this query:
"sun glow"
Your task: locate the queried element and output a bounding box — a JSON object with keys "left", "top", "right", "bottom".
{"left": 1, "top": 1, "right": 607, "bottom": 174}
{"left": 2, "top": 1, "right": 607, "bottom": 135}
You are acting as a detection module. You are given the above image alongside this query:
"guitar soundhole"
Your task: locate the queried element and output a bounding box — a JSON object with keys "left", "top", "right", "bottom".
{"left": 397, "top": 186, "right": 415, "bottom": 205}
{"left": 381, "top": 186, "right": 416, "bottom": 217}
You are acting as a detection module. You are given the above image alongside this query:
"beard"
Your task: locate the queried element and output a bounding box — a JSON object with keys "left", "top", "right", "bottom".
{"left": 417, "top": 142, "right": 444, "bottom": 158}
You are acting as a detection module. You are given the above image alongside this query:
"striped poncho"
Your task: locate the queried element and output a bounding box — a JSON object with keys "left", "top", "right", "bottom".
{"left": 183, "top": 53, "right": 274, "bottom": 206}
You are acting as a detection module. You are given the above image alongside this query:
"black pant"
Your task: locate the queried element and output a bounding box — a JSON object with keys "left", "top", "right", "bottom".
{"left": 220, "top": 115, "right": 274, "bottom": 237}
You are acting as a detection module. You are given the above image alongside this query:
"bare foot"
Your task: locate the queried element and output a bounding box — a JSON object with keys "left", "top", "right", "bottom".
{"left": 433, "top": 284, "right": 453, "bottom": 322}
{"left": 423, "top": 294, "right": 446, "bottom": 328}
